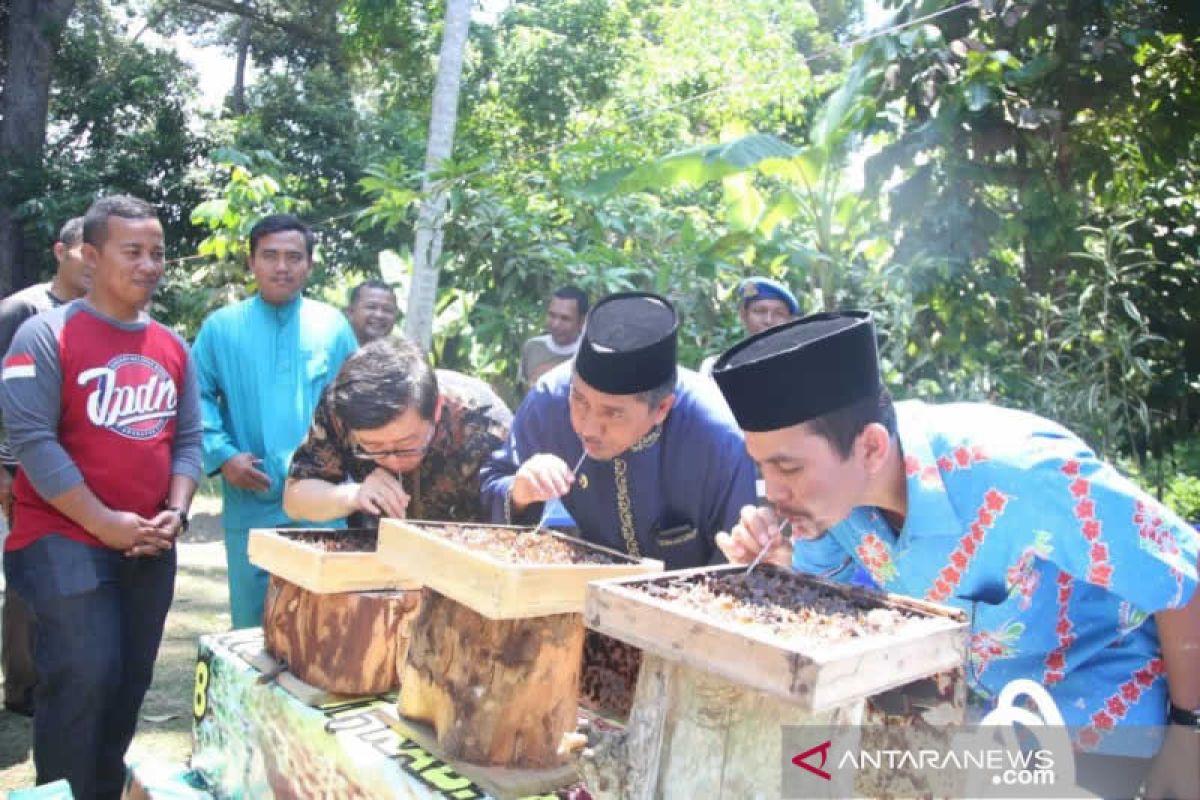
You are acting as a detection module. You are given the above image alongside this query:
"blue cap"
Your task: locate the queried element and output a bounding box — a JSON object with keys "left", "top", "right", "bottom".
{"left": 737, "top": 277, "right": 799, "bottom": 315}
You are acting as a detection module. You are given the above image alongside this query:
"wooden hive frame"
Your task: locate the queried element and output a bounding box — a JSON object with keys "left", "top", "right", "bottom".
{"left": 248, "top": 527, "right": 419, "bottom": 594}
{"left": 377, "top": 519, "right": 663, "bottom": 620}
{"left": 585, "top": 563, "right": 968, "bottom": 712}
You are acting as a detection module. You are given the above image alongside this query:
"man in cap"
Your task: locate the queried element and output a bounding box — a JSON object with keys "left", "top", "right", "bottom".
{"left": 711, "top": 311, "right": 1199, "bottom": 799}
{"left": 699, "top": 276, "right": 800, "bottom": 376}
{"left": 483, "top": 291, "right": 756, "bottom": 715}
{"left": 482, "top": 291, "right": 755, "bottom": 567}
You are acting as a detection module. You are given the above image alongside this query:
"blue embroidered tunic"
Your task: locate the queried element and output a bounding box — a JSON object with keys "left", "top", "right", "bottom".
{"left": 794, "top": 401, "right": 1199, "bottom": 755}
{"left": 480, "top": 364, "right": 756, "bottom": 569}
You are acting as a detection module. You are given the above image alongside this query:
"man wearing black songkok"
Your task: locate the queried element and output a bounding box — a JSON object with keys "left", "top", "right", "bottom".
{"left": 711, "top": 310, "right": 1200, "bottom": 800}
{"left": 481, "top": 291, "right": 755, "bottom": 569}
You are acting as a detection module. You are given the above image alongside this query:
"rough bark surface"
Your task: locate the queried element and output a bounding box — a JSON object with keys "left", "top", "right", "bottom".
{"left": 262, "top": 575, "right": 422, "bottom": 695}
{"left": 0, "top": 0, "right": 77, "bottom": 296}
{"left": 398, "top": 591, "right": 584, "bottom": 768}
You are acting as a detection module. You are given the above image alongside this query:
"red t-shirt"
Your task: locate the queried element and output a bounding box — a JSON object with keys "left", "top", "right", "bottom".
{"left": 0, "top": 301, "right": 202, "bottom": 550}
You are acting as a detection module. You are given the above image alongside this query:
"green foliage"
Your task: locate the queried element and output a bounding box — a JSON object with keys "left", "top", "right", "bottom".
{"left": 1165, "top": 475, "right": 1200, "bottom": 523}
{"left": 160, "top": 148, "right": 304, "bottom": 337}
{"left": 1020, "top": 222, "right": 1160, "bottom": 460}
{"left": 354, "top": 0, "right": 857, "bottom": 393}
{"left": 12, "top": 0, "right": 210, "bottom": 290}
{"left": 820, "top": 0, "right": 1200, "bottom": 460}
{"left": 1125, "top": 439, "right": 1200, "bottom": 521}
{"left": 23, "top": 0, "right": 1196, "bottom": 471}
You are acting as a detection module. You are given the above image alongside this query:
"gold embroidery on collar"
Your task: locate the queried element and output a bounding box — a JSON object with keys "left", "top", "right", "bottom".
{"left": 612, "top": 457, "right": 640, "bottom": 558}
{"left": 629, "top": 425, "right": 662, "bottom": 454}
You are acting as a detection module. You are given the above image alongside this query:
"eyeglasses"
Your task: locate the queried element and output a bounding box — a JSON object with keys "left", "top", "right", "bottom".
{"left": 351, "top": 442, "right": 432, "bottom": 460}
{"left": 350, "top": 424, "right": 436, "bottom": 461}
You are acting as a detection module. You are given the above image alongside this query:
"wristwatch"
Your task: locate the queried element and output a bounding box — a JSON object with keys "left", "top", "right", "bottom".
{"left": 167, "top": 506, "right": 190, "bottom": 533}
{"left": 1168, "top": 702, "right": 1200, "bottom": 730}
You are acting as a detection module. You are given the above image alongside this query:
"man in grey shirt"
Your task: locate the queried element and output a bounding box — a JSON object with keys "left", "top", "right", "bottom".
{"left": 0, "top": 216, "right": 91, "bottom": 716}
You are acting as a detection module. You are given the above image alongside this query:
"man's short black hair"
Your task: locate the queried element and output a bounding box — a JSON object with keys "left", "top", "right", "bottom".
{"left": 553, "top": 286, "right": 588, "bottom": 318}
{"left": 805, "top": 385, "right": 897, "bottom": 459}
{"left": 82, "top": 196, "right": 157, "bottom": 248}
{"left": 330, "top": 336, "right": 438, "bottom": 430}
{"left": 58, "top": 217, "right": 85, "bottom": 247}
{"left": 249, "top": 214, "right": 315, "bottom": 258}
{"left": 348, "top": 279, "right": 397, "bottom": 307}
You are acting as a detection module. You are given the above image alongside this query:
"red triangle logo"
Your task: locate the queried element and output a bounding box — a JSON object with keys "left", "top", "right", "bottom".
{"left": 791, "top": 740, "right": 832, "bottom": 781}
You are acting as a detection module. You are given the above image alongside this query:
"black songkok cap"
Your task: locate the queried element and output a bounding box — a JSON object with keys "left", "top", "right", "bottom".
{"left": 712, "top": 310, "right": 879, "bottom": 432}
{"left": 574, "top": 291, "right": 678, "bottom": 395}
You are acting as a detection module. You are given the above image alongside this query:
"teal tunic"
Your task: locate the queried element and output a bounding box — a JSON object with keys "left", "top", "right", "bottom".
{"left": 193, "top": 294, "right": 357, "bottom": 626}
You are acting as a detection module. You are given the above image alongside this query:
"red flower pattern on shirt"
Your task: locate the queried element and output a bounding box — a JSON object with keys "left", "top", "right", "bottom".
{"left": 925, "top": 488, "right": 1010, "bottom": 603}
{"left": 1062, "top": 460, "right": 1113, "bottom": 588}
{"left": 855, "top": 532, "right": 898, "bottom": 584}
{"left": 1005, "top": 531, "right": 1052, "bottom": 612}
{"left": 1042, "top": 572, "right": 1075, "bottom": 686}
{"left": 1136, "top": 499, "right": 1187, "bottom": 607}
{"left": 969, "top": 620, "right": 1024, "bottom": 680}
{"left": 1074, "top": 657, "right": 1165, "bottom": 751}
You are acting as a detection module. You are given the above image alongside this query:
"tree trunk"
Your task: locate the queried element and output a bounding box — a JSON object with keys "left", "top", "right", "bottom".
{"left": 228, "top": 11, "right": 253, "bottom": 116}
{"left": 262, "top": 576, "right": 422, "bottom": 695}
{"left": 404, "top": 0, "right": 471, "bottom": 352}
{"left": 0, "top": 0, "right": 77, "bottom": 297}
{"left": 398, "top": 592, "right": 584, "bottom": 769}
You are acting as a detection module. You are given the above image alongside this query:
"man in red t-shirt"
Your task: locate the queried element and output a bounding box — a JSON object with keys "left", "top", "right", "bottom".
{"left": 0, "top": 195, "right": 201, "bottom": 800}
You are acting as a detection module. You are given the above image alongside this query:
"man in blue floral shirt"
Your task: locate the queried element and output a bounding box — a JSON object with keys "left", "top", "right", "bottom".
{"left": 712, "top": 311, "right": 1199, "bottom": 800}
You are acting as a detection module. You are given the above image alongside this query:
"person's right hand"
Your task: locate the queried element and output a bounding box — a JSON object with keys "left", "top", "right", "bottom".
{"left": 0, "top": 468, "right": 13, "bottom": 525}
{"left": 715, "top": 504, "right": 793, "bottom": 567}
{"left": 221, "top": 452, "right": 271, "bottom": 493}
{"left": 92, "top": 510, "right": 174, "bottom": 555}
{"left": 352, "top": 468, "right": 410, "bottom": 518}
{"left": 510, "top": 453, "right": 576, "bottom": 510}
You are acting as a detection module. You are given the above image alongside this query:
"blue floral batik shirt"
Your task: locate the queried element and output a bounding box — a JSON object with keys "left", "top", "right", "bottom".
{"left": 793, "top": 401, "right": 1199, "bottom": 756}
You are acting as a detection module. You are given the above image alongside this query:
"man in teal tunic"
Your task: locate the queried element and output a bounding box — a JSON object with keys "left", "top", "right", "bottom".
{"left": 192, "top": 214, "right": 358, "bottom": 628}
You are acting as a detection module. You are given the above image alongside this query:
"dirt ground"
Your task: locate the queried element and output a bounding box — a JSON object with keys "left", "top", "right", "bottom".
{"left": 0, "top": 492, "right": 230, "bottom": 793}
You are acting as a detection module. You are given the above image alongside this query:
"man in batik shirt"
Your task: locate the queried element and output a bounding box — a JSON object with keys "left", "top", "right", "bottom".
{"left": 712, "top": 311, "right": 1199, "bottom": 800}
{"left": 284, "top": 336, "right": 512, "bottom": 526}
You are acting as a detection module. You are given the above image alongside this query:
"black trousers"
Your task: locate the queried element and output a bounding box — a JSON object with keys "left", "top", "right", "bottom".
{"left": 1, "top": 463, "right": 35, "bottom": 710}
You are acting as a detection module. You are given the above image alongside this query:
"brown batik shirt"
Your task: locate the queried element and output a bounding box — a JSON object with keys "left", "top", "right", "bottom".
{"left": 289, "top": 369, "right": 512, "bottom": 527}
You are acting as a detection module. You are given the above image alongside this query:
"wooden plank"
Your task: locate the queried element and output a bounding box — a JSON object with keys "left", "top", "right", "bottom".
{"left": 584, "top": 565, "right": 967, "bottom": 711}
{"left": 622, "top": 654, "right": 672, "bottom": 800}
{"left": 248, "top": 527, "right": 419, "bottom": 594}
{"left": 651, "top": 656, "right": 861, "bottom": 800}
{"left": 243, "top": 647, "right": 369, "bottom": 708}
{"left": 377, "top": 519, "right": 663, "bottom": 619}
{"left": 574, "top": 654, "right": 863, "bottom": 800}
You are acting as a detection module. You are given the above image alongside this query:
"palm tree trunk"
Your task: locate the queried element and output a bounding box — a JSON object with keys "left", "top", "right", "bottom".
{"left": 405, "top": 0, "right": 471, "bottom": 352}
